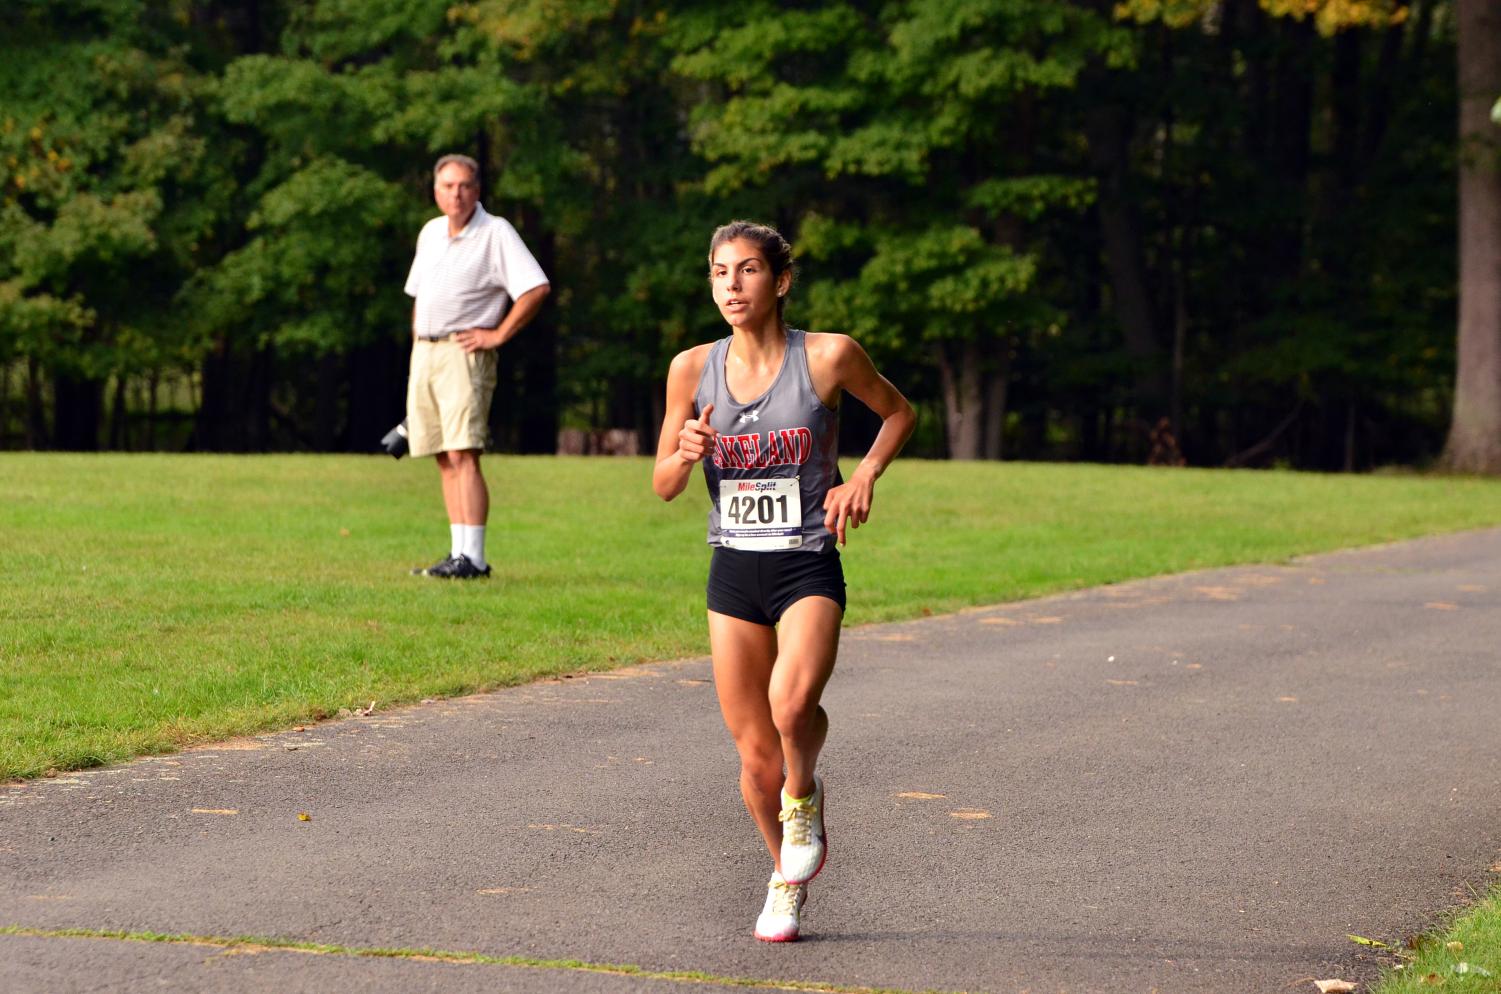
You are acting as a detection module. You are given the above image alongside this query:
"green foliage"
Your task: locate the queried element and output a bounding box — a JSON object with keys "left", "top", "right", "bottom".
{"left": 185, "top": 160, "right": 408, "bottom": 354}
{"left": 0, "top": 4, "right": 215, "bottom": 381}
{"left": 671, "top": 0, "right": 1129, "bottom": 455}
{"left": 1117, "top": 0, "right": 1409, "bottom": 35}
{"left": 0, "top": 0, "right": 1470, "bottom": 469}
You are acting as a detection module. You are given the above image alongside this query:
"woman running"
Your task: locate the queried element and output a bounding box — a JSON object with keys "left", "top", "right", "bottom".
{"left": 652, "top": 221, "right": 915, "bottom": 942}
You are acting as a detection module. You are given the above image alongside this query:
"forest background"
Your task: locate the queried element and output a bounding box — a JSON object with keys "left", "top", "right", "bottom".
{"left": 2, "top": 0, "right": 1498, "bottom": 471}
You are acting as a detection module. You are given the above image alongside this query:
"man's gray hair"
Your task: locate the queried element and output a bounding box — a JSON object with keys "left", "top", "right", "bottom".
{"left": 433, "top": 154, "right": 480, "bottom": 183}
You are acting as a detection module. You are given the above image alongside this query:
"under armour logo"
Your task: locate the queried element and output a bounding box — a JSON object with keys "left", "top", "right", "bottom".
{"left": 738, "top": 409, "right": 761, "bottom": 424}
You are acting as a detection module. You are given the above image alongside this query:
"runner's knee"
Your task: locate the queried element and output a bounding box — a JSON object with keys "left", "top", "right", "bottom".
{"left": 769, "top": 694, "right": 820, "bottom": 741}
{"left": 735, "top": 737, "right": 783, "bottom": 786}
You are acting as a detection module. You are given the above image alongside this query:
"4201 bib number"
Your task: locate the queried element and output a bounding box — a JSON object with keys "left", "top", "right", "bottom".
{"left": 718, "top": 477, "right": 801, "bottom": 550}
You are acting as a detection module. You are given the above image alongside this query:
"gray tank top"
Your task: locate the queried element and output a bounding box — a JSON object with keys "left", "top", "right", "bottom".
{"left": 695, "top": 329, "right": 841, "bottom": 552}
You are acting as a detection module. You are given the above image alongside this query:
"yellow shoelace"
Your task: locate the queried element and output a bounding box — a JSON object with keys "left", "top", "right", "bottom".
{"left": 768, "top": 878, "right": 802, "bottom": 914}
{"left": 778, "top": 800, "right": 818, "bottom": 846}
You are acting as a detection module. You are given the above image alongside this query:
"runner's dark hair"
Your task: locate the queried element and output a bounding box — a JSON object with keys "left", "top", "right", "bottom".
{"left": 708, "top": 221, "right": 794, "bottom": 321}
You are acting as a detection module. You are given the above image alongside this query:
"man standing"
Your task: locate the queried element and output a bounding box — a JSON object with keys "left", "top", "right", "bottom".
{"left": 405, "top": 153, "right": 550, "bottom": 579}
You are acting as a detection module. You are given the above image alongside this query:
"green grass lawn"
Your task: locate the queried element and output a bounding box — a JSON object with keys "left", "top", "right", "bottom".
{"left": 3, "top": 453, "right": 1501, "bottom": 783}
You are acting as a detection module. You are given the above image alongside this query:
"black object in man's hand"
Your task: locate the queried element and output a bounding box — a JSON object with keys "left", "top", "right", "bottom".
{"left": 380, "top": 420, "right": 409, "bottom": 459}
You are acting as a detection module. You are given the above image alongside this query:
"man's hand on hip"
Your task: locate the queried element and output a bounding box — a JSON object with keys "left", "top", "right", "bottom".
{"left": 455, "top": 327, "right": 501, "bottom": 353}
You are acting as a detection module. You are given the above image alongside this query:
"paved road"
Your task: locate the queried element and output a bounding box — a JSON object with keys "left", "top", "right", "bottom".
{"left": 5, "top": 529, "right": 1501, "bottom": 994}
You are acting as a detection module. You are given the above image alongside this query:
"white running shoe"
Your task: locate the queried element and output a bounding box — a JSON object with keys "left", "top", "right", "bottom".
{"left": 754, "top": 872, "right": 807, "bottom": 942}
{"left": 778, "top": 775, "right": 826, "bottom": 885}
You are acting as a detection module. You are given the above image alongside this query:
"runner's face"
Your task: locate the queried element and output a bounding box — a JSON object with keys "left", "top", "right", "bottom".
{"left": 710, "top": 239, "right": 786, "bottom": 328}
{"left": 434, "top": 163, "right": 479, "bottom": 223}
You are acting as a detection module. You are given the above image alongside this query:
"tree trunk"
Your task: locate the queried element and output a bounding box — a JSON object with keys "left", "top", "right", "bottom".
{"left": 1361, "top": 5, "right": 1414, "bottom": 166}
{"left": 146, "top": 371, "right": 158, "bottom": 451}
{"left": 1268, "top": 18, "right": 1315, "bottom": 288}
{"left": 26, "top": 357, "right": 45, "bottom": 448}
{"left": 982, "top": 367, "right": 1008, "bottom": 461}
{"left": 936, "top": 342, "right": 983, "bottom": 460}
{"left": 109, "top": 375, "right": 128, "bottom": 450}
{"left": 1442, "top": 0, "right": 1501, "bottom": 472}
{"left": 1085, "top": 98, "right": 1166, "bottom": 412}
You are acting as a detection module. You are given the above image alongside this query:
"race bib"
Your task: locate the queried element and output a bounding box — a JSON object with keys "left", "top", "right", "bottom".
{"left": 719, "top": 477, "right": 802, "bottom": 550}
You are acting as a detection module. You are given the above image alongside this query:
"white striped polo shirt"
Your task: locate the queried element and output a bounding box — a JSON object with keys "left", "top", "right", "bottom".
{"left": 404, "top": 203, "right": 549, "bottom": 339}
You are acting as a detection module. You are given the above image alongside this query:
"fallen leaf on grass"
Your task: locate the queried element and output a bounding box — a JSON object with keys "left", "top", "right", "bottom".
{"left": 1420, "top": 972, "right": 1444, "bottom": 986}
{"left": 1314, "top": 980, "right": 1357, "bottom": 993}
{"left": 1348, "top": 934, "right": 1389, "bottom": 948}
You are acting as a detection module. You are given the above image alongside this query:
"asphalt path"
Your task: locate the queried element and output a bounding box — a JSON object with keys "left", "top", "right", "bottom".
{"left": 4, "top": 529, "right": 1501, "bottom": 994}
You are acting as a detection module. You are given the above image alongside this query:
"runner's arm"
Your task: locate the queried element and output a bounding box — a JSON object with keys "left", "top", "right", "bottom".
{"left": 819, "top": 335, "right": 915, "bottom": 544}
{"left": 653, "top": 348, "right": 715, "bottom": 501}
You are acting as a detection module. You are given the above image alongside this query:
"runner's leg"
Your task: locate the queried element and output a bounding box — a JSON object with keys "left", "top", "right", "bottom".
{"left": 709, "top": 610, "right": 787, "bottom": 870}
{"left": 769, "top": 595, "right": 841, "bottom": 799}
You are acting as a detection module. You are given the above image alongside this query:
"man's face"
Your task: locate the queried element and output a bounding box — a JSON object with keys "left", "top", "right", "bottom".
{"left": 434, "top": 163, "right": 479, "bottom": 223}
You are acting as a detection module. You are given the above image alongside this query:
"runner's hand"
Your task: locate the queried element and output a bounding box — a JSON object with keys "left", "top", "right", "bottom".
{"left": 678, "top": 402, "right": 717, "bottom": 463}
{"left": 823, "top": 475, "right": 873, "bottom": 546}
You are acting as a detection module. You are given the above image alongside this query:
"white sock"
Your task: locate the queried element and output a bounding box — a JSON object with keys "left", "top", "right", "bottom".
{"left": 450, "top": 523, "right": 464, "bottom": 558}
{"left": 462, "top": 524, "right": 487, "bottom": 570}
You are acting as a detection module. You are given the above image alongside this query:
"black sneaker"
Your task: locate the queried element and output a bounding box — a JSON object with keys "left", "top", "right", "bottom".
{"left": 442, "top": 554, "right": 492, "bottom": 580}
{"left": 411, "top": 554, "right": 457, "bottom": 577}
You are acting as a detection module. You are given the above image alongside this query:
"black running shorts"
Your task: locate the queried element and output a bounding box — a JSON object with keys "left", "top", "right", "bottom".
{"left": 706, "top": 546, "right": 846, "bottom": 627}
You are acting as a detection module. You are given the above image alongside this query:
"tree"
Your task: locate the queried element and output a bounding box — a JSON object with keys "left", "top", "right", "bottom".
{"left": 180, "top": 0, "right": 573, "bottom": 450}
{"left": 1440, "top": 0, "right": 1501, "bottom": 471}
{"left": 672, "top": 0, "right": 1128, "bottom": 459}
{"left": 0, "top": 0, "right": 221, "bottom": 449}
{"left": 462, "top": 0, "right": 727, "bottom": 452}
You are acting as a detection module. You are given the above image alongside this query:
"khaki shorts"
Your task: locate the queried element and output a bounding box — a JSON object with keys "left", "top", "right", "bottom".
{"left": 406, "top": 338, "right": 497, "bottom": 458}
